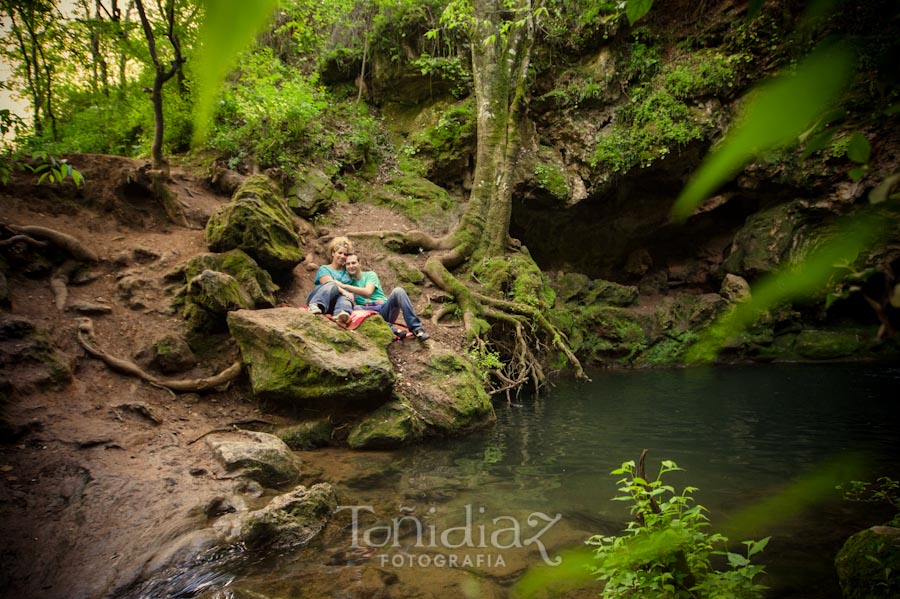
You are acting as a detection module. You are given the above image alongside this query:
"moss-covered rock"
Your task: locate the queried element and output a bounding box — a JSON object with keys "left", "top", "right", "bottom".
{"left": 655, "top": 294, "right": 728, "bottom": 334}
{"left": 227, "top": 308, "right": 395, "bottom": 404}
{"left": 720, "top": 273, "right": 751, "bottom": 303}
{"left": 278, "top": 419, "right": 335, "bottom": 450}
{"left": 348, "top": 348, "right": 495, "bottom": 449}
{"left": 347, "top": 400, "right": 420, "bottom": 449}
{"left": 835, "top": 526, "right": 900, "bottom": 599}
{"left": 388, "top": 257, "right": 425, "bottom": 285}
{"left": 586, "top": 279, "right": 639, "bottom": 307}
{"left": 372, "top": 173, "right": 456, "bottom": 227}
{"left": 181, "top": 250, "right": 278, "bottom": 308}
{"left": 552, "top": 272, "right": 592, "bottom": 304}
{"left": 388, "top": 97, "right": 476, "bottom": 186}
{"left": 474, "top": 251, "right": 550, "bottom": 309}
{"left": 794, "top": 329, "right": 864, "bottom": 360}
{"left": 182, "top": 270, "right": 255, "bottom": 333}
{"left": 148, "top": 333, "right": 197, "bottom": 374}
{"left": 529, "top": 146, "right": 571, "bottom": 204}
{"left": 723, "top": 200, "right": 813, "bottom": 278}
{"left": 237, "top": 482, "right": 336, "bottom": 550}
{"left": 287, "top": 167, "right": 336, "bottom": 218}
{"left": 0, "top": 313, "right": 71, "bottom": 394}
{"left": 205, "top": 175, "right": 304, "bottom": 275}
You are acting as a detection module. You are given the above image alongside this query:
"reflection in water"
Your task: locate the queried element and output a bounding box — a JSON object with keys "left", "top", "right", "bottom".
{"left": 186, "top": 364, "right": 900, "bottom": 599}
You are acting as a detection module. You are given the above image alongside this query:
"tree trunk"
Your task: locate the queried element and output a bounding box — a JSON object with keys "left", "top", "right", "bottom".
{"left": 134, "top": 0, "right": 183, "bottom": 170}
{"left": 456, "top": 0, "right": 534, "bottom": 261}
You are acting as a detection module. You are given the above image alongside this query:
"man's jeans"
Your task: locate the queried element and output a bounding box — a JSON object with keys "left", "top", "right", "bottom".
{"left": 371, "top": 287, "right": 423, "bottom": 332}
{"left": 306, "top": 282, "right": 352, "bottom": 315}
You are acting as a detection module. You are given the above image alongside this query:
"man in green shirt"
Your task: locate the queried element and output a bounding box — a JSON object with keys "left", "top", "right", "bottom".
{"left": 340, "top": 253, "right": 430, "bottom": 341}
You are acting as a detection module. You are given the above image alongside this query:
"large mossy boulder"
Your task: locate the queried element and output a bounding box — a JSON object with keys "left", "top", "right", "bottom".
{"left": 205, "top": 175, "right": 304, "bottom": 275}
{"left": 174, "top": 249, "right": 279, "bottom": 333}
{"left": 227, "top": 308, "right": 396, "bottom": 404}
{"left": 180, "top": 270, "right": 256, "bottom": 333}
{"left": 835, "top": 525, "right": 900, "bottom": 599}
{"left": 348, "top": 348, "right": 495, "bottom": 449}
{"left": 278, "top": 418, "right": 335, "bottom": 450}
{"left": 587, "top": 279, "right": 639, "bottom": 307}
{"left": 794, "top": 329, "right": 864, "bottom": 360}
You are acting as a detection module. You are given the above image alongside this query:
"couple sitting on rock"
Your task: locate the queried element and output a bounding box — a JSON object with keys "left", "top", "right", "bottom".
{"left": 306, "top": 236, "right": 430, "bottom": 342}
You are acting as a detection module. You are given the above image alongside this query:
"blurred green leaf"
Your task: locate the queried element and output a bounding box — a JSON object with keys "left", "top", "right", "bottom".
{"left": 625, "top": 0, "right": 653, "bottom": 26}
{"left": 513, "top": 546, "right": 595, "bottom": 598}
{"left": 192, "top": 0, "right": 279, "bottom": 145}
{"left": 671, "top": 41, "right": 855, "bottom": 222}
{"left": 847, "top": 132, "right": 871, "bottom": 163}
{"left": 721, "top": 454, "right": 865, "bottom": 540}
{"left": 849, "top": 165, "right": 869, "bottom": 181}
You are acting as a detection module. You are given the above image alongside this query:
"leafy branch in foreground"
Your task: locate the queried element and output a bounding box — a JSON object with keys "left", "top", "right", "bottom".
{"left": 1, "top": 150, "right": 84, "bottom": 187}
{"left": 587, "top": 456, "right": 769, "bottom": 599}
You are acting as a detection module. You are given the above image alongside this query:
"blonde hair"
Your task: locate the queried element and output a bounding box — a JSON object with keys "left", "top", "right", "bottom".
{"left": 327, "top": 236, "right": 353, "bottom": 260}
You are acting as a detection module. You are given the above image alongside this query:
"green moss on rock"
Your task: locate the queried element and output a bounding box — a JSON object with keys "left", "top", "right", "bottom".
{"left": 182, "top": 249, "right": 278, "bottom": 308}
{"left": 348, "top": 400, "right": 420, "bottom": 449}
{"left": 278, "top": 419, "right": 334, "bottom": 450}
{"left": 794, "top": 329, "right": 863, "bottom": 360}
{"left": 835, "top": 526, "right": 900, "bottom": 599}
{"left": 227, "top": 308, "right": 395, "bottom": 404}
{"left": 205, "top": 175, "right": 304, "bottom": 274}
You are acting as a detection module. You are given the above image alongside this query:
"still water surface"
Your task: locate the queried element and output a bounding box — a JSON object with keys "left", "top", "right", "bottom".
{"left": 197, "top": 364, "right": 900, "bottom": 598}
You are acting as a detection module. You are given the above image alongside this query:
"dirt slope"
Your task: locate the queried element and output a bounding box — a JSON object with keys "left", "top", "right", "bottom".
{"left": 0, "top": 155, "right": 465, "bottom": 599}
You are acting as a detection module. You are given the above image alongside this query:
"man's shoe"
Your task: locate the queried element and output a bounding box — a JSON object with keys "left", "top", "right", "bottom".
{"left": 414, "top": 329, "right": 430, "bottom": 341}
{"left": 336, "top": 311, "right": 350, "bottom": 324}
{"left": 308, "top": 304, "right": 323, "bottom": 314}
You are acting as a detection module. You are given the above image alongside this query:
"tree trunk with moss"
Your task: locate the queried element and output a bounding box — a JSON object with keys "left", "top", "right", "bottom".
{"left": 358, "top": 0, "right": 586, "bottom": 395}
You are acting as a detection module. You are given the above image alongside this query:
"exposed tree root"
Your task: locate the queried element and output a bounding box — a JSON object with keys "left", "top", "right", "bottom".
{"left": 6, "top": 224, "right": 99, "bottom": 261}
{"left": 0, "top": 234, "right": 48, "bottom": 249}
{"left": 50, "top": 260, "right": 79, "bottom": 311}
{"left": 76, "top": 318, "right": 242, "bottom": 393}
{"left": 353, "top": 227, "right": 588, "bottom": 397}
{"left": 2, "top": 224, "right": 100, "bottom": 312}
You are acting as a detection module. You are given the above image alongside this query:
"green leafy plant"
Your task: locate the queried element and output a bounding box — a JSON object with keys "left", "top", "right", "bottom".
{"left": 587, "top": 459, "right": 769, "bottom": 599}
{"left": 27, "top": 152, "right": 85, "bottom": 186}
{"left": 593, "top": 48, "right": 741, "bottom": 172}
{"left": 1, "top": 148, "right": 84, "bottom": 188}
{"left": 466, "top": 345, "right": 503, "bottom": 382}
{"left": 838, "top": 477, "right": 900, "bottom": 513}
{"left": 411, "top": 53, "right": 473, "bottom": 98}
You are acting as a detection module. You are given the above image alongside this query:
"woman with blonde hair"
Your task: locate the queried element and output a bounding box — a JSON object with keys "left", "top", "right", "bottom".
{"left": 305, "top": 236, "right": 355, "bottom": 323}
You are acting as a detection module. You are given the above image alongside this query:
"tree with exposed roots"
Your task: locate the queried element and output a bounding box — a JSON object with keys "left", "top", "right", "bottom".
{"left": 355, "top": 0, "right": 587, "bottom": 396}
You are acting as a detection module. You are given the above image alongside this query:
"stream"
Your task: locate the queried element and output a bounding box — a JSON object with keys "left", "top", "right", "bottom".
{"left": 147, "top": 363, "right": 900, "bottom": 599}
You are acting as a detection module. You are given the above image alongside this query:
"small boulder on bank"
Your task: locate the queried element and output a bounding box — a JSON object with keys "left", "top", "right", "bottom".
{"left": 238, "top": 482, "right": 337, "bottom": 549}
{"left": 206, "top": 430, "right": 301, "bottom": 488}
